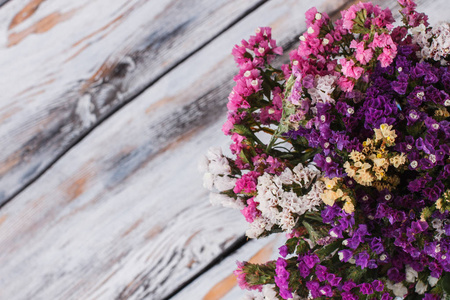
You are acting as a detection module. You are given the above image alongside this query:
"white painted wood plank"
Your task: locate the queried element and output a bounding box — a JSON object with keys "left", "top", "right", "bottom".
{"left": 171, "top": 234, "right": 284, "bottom": 300}
{"left": 0, "top": 0, "right": 263, "bottom": 204}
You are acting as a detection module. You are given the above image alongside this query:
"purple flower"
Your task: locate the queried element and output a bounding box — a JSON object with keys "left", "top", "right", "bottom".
{"left": 445, "top": 224, "right": 450, "bottom": 236}
{"left": 342, "top": 292, "right": 359, "bottom": 300}
{"left": 327, "top": 273, "right": 342, "bottom": 286}
{"left": 279, "top": 245, "right": 288, "bottom": 258}
{"left": 387, "top": 267, "right": 404, "bottom": 282}
{"left": 370, "top": 238, "right": 385, "bottom": 254}
{"left": 381, "top": 293, "right": 393, "bottom": 300}
{"left": 372, "top": 280, "right": 384, "bottom": 292}
{"left": 315, "top": 264, "right": 328, "bottom": 282}
{"left": 355, "top": 251, "right": 370, "bottom": 269}
{"left": 359, "top": 282, "right": 374, "bottom": 295}
{"left": 406, "top": 109, "right": 422, "bottom": 125}
{"left": 306, "top": 281, "right": 320, "bottom": 298}
{"left": 298, "top": 262, "right": 310, "bottom": 278}
{"left": 391, "top": 72, "right": 409, "bottom": 94}
{"left": 407, "top": 86, "right": 425, "bottom": 106}
{"left": 303, "top": 254, "right": 320, "bottom": 269}
{"left": 411, "top": 220, "right": 429, "bottom": 234}
{"left": 339, "top": 249, "right": 353, "bottom": 262}
{"left": 274, "top": 258, "right": 292, "bottom": 299}
{"left": 423, "top": 294, "right": 441, "bottom": 300}
{"left": 408, "top": 174, "right": 431, "bottom": 193}
{"left": 342, "top": 280, "right": 357, "bottom": 292}
{"left": 302, "top": 74, "right": 314, "bottom": 88}
{"left": 319, "top": 285, "right": 333, "bottom": 297}
{"left": 330, "top": 227, "right": 343, "bottom": 238}
{"left": 321, "top": 204, "right": 341, "bottom": 223}
{"left": 422, "top": 182, "right": 444, "bottom": 201}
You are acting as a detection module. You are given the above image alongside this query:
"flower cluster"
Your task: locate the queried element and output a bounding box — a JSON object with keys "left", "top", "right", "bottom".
{"left": 202, "top": 1, "right": 450, "bottom": 299}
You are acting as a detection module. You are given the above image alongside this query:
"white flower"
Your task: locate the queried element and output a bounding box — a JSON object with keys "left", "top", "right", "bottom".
{"left": 198, "top": 155, "right": 209, "bottom": 173}
{"left": 307, "top": 75, "right": 337, "bottom": 105}
{"left": 208, "top": 158, "right": 230, "bottom": 175}
{"left": 203, "top": 173, "right": 214, "bottom": 190}
{"left": 413, "top": 22, "right": 450, "bottom": 63}
{"left": 262, "top": 284, "right": 278, "bottom": 300}
{"left": 206, "top": 147, "right": 223, "bottom": 160}
{"left": 405, "top": 265, "right": 418, "bottom": 282}
{"left": 205, "top": 147, "right": 231, "bottom": 174}
{"left": 241, "top": 293, "right": 263, "bottom": 300}
{"left": 415, "top": 280, "right": 427, "bottom": 295}
{"left": 213, "top": 175, "right": 236, "bottom": 191}
{"left": 248, "top": 164, "right": 324, "bottom": 236}
{"left": 428, "top": 276, "right": 439, "bottom": 287}
{"left": 279, "top": 168, "right": 294, "bottom": 185}
{"left": 209, "top": 193, "right": 244, "bottom": 209}
{"left": 387, "top": 281, "right": 408, "bottom": 298}
{"left": 246, "top": 216, "right": 273, "bottom": 238}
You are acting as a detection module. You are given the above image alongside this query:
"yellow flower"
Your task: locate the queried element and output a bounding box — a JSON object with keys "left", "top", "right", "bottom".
{"left": 374, "top": 168, "right": 385, "bottom": 181}
{"left": 390, "top": 153, "right": 406, "bottom": 168}
{"left": 374, "top": 123, "right": 397, "bottom": 144}
{"left": 355, "top": 169, "right": 373, "bottom": 186}
{"left": 349, "top": 150, "right": 364, "bottom": 162}
{"left": 436, "top": 198, "right": 443, "bottom": 210}
{"left": 372, "top": 157, "right": 388, "bottom": 169}
{"left": 344, "top": 161, "right": 356, "bottom": 177}
{"left": 323, "top": 177, "right": 339, "bottom": 190}
{"left": 361, "top": 162, "right": 372, "bottom": 170}
{"left": 320, "top": 190, "right": 337, "bottom": 206}
{"left": 343, "top": 200, "right": 355, "bottom": 214}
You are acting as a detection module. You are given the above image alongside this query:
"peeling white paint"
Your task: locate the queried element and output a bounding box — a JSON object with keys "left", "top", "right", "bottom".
{"left": 76, "top": 94, "right": 96, "bottom": 128}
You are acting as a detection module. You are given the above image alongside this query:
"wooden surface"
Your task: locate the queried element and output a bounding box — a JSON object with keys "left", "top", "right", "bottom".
{"left": 0, "top": 0, "right": 449, "bottom": 299}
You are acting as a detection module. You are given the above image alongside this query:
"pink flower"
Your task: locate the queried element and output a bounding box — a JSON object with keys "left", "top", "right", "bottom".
{"left": 227, "top": 92, "right": 249, "bottom": 111}
{"left": 234, "top": 261, "right": 262, "bottom": 291}
{"left": 240, "top": 197, "right": 260, "bottom": 223}
{"left": 350, "top": 40, "right": 373, "bottom": 65}
{"left": 337, "top": 76, "right": 355, "bottom": 92}
{"left": 340, "top": 5, "right": 360, "bottom": 30}
{"left": 305, "top": 7, "right": 318, "bottom": 25}
{"left": 369, "top": 32, "right": 397, "bottom": 67}
{"left": 378, "top": 49, "right": 395, "bottom": 67}
{"left": 233, "top": 171, "right": 259, "bottom": 194}
{"left": 230, "top": 133, "right": 245, "bottom": 154}
{"left": 340, "top": 58, "right": 364, "bottom": 79}
{"left": 222, "top": 118, "right": 235, "bottom": 135}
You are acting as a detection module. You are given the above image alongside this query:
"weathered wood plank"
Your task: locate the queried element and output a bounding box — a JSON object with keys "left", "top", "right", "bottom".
{"left": 0, "top": 0, "right": 264, "bottom": 205}
{"left": 171, "top": 234, "right": 284, "bottom": 300}
{"left": 0, "top": 1, "right": 352, "bottom": 299}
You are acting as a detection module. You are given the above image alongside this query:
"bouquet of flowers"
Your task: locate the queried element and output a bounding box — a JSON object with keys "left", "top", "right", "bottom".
{"left": 201, "top": 0, "right": 450, "bottom": 299}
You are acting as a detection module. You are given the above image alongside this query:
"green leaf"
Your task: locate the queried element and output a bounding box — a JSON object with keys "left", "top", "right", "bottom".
{"left": 296, "top": 239, "right": 310, "bottom": 254}
{"left": 441, "top": 272, "right": 450, "bottom": 294}
{"left": 315, "top": 241, "right": 340, "bottom": 257}
{"left": 232, "top": 124, "right": 264, "bottom": 146}
{"left": 285, "top": 237, "right": 299, "bottom": 254}
{"left": 302, "top": 221, "right": 320, "bottom": 244}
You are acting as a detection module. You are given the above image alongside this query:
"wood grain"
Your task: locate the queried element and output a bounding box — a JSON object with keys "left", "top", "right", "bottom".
{"left": 0, "top": 0, "right": 352, "bottom": 299}
{"left": 0, "top": 0, "right": 264, "bottom": 205}
{"left": 171, "top": 234, "right": 284, "bottom": 300}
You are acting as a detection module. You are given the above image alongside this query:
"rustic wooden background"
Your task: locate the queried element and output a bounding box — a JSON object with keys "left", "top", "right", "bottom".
{"left": 0, "top": 0, "right": 448, "bottom": 299}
